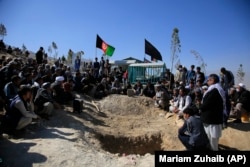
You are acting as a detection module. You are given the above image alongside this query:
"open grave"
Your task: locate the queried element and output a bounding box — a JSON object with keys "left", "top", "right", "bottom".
{"left": 85, "top": 95, "right": 184, "bottom": 155}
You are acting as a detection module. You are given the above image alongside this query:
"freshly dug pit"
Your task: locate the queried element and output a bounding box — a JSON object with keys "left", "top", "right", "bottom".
{"left": 92, "top": 95, "right": 184, "bottom": 155}
{"left": 95, "top": 132, "right": 163, "bottom": 155}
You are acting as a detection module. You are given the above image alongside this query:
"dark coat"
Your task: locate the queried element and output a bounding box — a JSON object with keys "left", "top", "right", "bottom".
{"left": 200, "top": 88, "right": 223, "bottom": 124}
{"left": 36, "top": 50, "right": 43, "bottom": 64}
{"left": 196, "top": 72, "right": 205, "bottom": 83}
{"left": 237, "top": 89, "right": 250, "bottom": 111}
{"left": 143, "top": 84, "right": 155, "bottom": 98}
{"left": 3, "top": 96, "right": 27, "bottom": 131}
{"left": 34, "top": 88, "right": 53, "bottom": 111}
{"left": 51, "top": 82, "right": 64, "bottom": 104}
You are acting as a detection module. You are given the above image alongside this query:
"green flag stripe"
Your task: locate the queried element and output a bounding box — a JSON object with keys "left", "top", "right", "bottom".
{"left": 105, "top": 45, "right": 115, "bottom": 56}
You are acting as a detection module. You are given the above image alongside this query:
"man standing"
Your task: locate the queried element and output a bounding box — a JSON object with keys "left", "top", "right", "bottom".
{"left": 93, "top": 57, "right": 100, "bottom": 79}
{"left": 196, "top": 67, "right": 205, "bottom": 84}
{"left": 74, "top": 56, "right": 81, "bottom": 72}
{"left": 99, "top": 56, "right": 105, "bottom": 77}
{"left": 164, "top": 69, "right": 175, "bottom": 89}
{"left": 220, "top": 67, "right": 235, "bottom": 91}
{"left": 36, "top": 47, "right": 44, "bottom": 65}
{"left": 187, "top": 65, "right": 196, "bottom": 84}
{"left": 199, "top": 74, "right": 225, "bottom": 151}
{"left": 175, "top": 65, "right": 184, "bottom": 83}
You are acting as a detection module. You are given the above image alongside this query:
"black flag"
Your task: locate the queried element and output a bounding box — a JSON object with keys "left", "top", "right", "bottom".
{"left": 145, "top": 39, "right": 162, "bottom": 61}
{"left": 96, "top": 34, "right": 103, "bottom": 49}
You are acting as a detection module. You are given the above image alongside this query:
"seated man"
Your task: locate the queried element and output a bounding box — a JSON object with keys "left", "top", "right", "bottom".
{"left": 170, "top": 86, "right": 192, "bottom": 118}
{"left": 133, "top": 81, "right": 143, "bottom": 96}
{"left": 143, "top": 81, "right": 155, "bottom": 98}
{"left": 169, "top": 88, "right": 179, "bottom": 111}
{"left": 111, "top": 78, "right": 122, "bottom": 94}
{"left": 73, "top": 71, "right": 83, "bottom": 92}
{"left": 154, "top": 84, "right": 168, "bottom": 109}
{"left": 81, "top": 73, "right": 94, "bottom": 94}
{"left": 95, "top": 78, "right": 110, "bottom": 98}
{"left": 63, "top": 81, "right": 75, "bottom": 104}
{"left": 1, "top": 86, "right": 39, "bottom": 135}
{"left": 231, "top": 83, "right": 250, "bottom": 123}
{"left": 51, "top": 76, "right": 65, "bottom": 104}
{"left": 193, "top": 88, "right": 203, "bottom": 112}
{"left": 186, "top": 81, "right": 196, "bottom": 102}
{"left": 34, "top": 82, "right": 55, "bottom": 119}
{"left": 124, "top": 82, "right": 133, "bottom": 96}
{"left": 4, "top": 75, "right": 21, "bottom": 102}
{"left": 178, "top": 107, "right": 209, "bottom": 151}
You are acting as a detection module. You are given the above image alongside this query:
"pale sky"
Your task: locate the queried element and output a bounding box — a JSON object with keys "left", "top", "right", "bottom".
{"left": 0, "top": 0, "right": 249, "bottom": 85}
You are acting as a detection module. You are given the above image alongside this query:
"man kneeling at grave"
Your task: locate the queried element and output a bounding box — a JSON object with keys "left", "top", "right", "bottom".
{"left": 178, "top": 107, "right": 209, "bottom": 151}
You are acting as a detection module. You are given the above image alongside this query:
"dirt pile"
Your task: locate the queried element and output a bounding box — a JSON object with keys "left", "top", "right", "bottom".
{"left": 99, "top": 95, "right": 155, "bottom": 116}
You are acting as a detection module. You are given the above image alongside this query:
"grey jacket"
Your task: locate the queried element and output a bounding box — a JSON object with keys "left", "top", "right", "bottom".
{"left": 179, "top": 115, "right": 209, "bottom": 147}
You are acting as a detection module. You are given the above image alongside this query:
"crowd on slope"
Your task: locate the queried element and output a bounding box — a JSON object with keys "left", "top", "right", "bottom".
{"left": 0, "top": 44, "right": 250, "bottom": 152}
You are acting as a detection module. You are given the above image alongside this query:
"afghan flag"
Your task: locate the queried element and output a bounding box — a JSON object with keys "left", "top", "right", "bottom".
{"left": 96, "top": 34, "right": 115, "bottom": 57}
{"left": 145, "top": 39, "right": 162, "bottom": 61}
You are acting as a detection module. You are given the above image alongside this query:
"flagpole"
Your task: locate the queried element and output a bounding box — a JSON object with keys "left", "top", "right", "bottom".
{"left": 95, "top": 47, "right": 97, "bottom": 59}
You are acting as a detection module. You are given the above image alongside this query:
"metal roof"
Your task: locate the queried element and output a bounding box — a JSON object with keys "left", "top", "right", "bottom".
{"left": 109, "top": 60, "right": 137, "bottom": 65}
{"left": 129, "top": 62, "right": 166, "bottom": 67}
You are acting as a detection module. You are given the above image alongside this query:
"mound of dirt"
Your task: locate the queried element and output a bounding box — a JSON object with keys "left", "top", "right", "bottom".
{"left": 99, "top": 95, "right": 156, "bottom": 116}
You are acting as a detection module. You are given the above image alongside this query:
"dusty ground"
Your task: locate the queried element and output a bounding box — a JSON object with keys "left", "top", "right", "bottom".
{"left": 0, "top": 94, "right": 250, "bottom": 167}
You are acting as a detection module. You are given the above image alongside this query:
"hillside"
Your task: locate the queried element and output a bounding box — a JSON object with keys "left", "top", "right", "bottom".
{"left": 0, "top": 94, "right": 250, "bottom": 167}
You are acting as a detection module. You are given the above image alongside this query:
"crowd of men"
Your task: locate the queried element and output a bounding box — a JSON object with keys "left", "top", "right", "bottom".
{"left": 167, "top": 65, "right": 250, "bottom": 151}
{"left": 0, "top": 44, "right": 250, "bottom": 151}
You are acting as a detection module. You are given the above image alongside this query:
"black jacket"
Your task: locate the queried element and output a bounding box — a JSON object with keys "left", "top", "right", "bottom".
{"left": 36, "top": 50, "right": 43, "bottom": 64}
{"left": 200, "top": 88, "right": 223, "bottom": 124}
{"left": 237, "top": 89, "right": 250, "bottom": 111}
{"left": 34, "top": 88, "right": 53, "bottom": 111}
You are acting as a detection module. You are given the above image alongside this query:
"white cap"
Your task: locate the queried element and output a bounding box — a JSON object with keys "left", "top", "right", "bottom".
{"left": 55, "top": 76, "right": 64, "bottom": 82}
{"left": 202, "top": 85, "right": 208, "bottom": 90}
{"left": 238, "top": 83, "right": 246, "bottom": 89}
